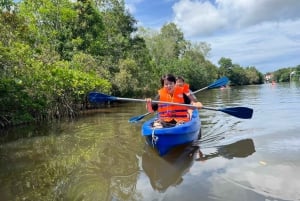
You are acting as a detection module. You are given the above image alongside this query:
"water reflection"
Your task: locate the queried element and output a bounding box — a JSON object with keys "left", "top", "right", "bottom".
{"left": 142, "top": 139, "right": 255, "bottom": 192}
{"left": 1, "top": 83, "right": 300, "bottom": 201}
{"left": 142, "top": 144, "right": 198, "bottom": 192}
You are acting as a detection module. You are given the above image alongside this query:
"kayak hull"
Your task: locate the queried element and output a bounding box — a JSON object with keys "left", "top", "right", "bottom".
{"left": 142, "top": 110, "right": 201, "bottom": 156}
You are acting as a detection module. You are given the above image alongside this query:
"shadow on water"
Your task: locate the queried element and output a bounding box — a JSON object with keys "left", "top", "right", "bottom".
{"left": 142, "top": 138, "right": 255, "bottom": 192}
{"left": 0, "top": 123, "right": 56, "bottom": 144}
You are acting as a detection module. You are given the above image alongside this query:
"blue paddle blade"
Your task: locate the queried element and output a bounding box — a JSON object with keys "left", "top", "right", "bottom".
{"left": 207, "top": 77, "right": 229, "bottom": 89}
{"left": 220, "top": 107, "right": 253, "bottom": 119}
{"left": 129, "top": 112, "right": 151, "bottom": 123}
{"left": 88, "top": 92, "right": 117, "bottom": 103}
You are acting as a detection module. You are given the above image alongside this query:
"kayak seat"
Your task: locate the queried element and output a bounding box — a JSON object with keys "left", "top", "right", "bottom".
{"left": 151, "top": 119, "right": 182, "bottom": 128}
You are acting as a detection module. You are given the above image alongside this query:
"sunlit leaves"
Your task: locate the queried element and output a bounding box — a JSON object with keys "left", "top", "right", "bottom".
{"left": 112, "top": 59, "right": 139, "bottom": 96}
{"left": 0, "top": 40, "right": 111, "bottom": 125}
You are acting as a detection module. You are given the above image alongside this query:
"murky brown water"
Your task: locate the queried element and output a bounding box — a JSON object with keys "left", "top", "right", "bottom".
{"left": 1, "top": 82, "right": 300, "bottom": 201}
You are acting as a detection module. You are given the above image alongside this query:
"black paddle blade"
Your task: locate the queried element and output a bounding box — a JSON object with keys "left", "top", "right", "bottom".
{"left": 88, "top": 92, "right": 117, "bottom": 103}
{"left": 220, "top": 107, "right": 253, "bottom": 119}
{"left": 207, "top": 76, "right": 229, "bottom": 89}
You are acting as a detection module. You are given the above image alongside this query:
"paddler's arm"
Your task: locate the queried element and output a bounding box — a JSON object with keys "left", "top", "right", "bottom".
{"left": 145, "top": 95, "right": 159, "bottom": 112}
{"left": 186, "top": 90, "right": 197, "bottom": 102}
{"left": 152, "top": 95, "right": 159, "bottom": 111}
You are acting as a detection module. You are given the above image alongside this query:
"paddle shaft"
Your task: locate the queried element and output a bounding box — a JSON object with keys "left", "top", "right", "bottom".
{"left": 89, "top": 92, "right": 253, "bottom": 119}
{"left": 110, "top": 97, "right": 253, "bottom": 119}
{"left": 192, "top": 86, "right": 208, "bottom": 94}
{"left": 202, "top": 106, "right": 220, "bottom": 111}
{"left": 129, "top": 112, "right": 152, "bottom": 122}
{"left": 115, "top": 97, "right": 198, "bottom": 108}
{"left": 127, "top": 77, "right": 229, "bottom": 122}
{"left": 192, "top": 77, "right": 228, "bottom": 94}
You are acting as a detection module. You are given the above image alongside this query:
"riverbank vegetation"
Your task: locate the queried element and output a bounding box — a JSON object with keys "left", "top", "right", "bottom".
{"left": 0, "top": 0, "right": 278, "bottom": 128}
{"left": 271, "top": 65, "right": 300, "bottom": 82}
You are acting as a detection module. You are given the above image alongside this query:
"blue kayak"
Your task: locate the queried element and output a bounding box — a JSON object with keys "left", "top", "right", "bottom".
{"left": 141, "top": 109, "right": 201, "bottom": 156}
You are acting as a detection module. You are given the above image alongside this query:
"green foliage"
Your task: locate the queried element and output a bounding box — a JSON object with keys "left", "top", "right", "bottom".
{"left": 97, "top": 0, "right": 137, "bottom": 61}
{"left": 0, "top": 0, "right": 15, "bottom": 12}
{"left": 111, "top": 59, "right": 138, "bottom": 96}
{"left": 218, "top": 57, "right": 233, "bottom": 77}
{"left": 49, "top": 61, "right": 111, "bottom": 98}
{"left": 245, "top": 66, "right": 264, "bottom": 84}
{"left": 0, "top": 10, "right": 28, "bottom": 46}
{"left": 272, "top": 67, "right": 296, "bottom": 82}
{"left": 136, "top": 23, "right": 219, "bottom": 93}
{"left": 1, "top": 0, "right": 142, "bottom": 126}
{"left": 0, "top": 40, "right": 111, "bottom": 126}
{"left": 160, "top": 22, "right": 187, "bottom": 59}
{"left": 217, "top": 57, "right": 264, "bottom": 85}
{"left": 230, "top": 65, "right": 248, "bottom": 85}
{"left": 0, "top": 0, "right": 274, "bottom": 127}
{"left": 72, "top": 0, "right": 105, "bottom": 55}
{"left": 18, "top": 0, "right": 83, "bottom": 60}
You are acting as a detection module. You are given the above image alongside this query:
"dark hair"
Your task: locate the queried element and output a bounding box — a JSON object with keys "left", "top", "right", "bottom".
{"left": 176, "top": 76, "right": 184, "bottom": 82}
{"left": 161, "top": 74, "right": 176, "bottom": 86}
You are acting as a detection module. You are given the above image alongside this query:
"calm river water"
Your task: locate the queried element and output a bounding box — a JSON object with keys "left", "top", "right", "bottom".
{"left": 1, "top": 82, "right": 300, "bottom": 201}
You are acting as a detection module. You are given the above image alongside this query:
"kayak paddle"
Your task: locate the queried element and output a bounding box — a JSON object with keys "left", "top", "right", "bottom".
{"left": 88, "top": 92, "right": 253, "bottom": 119}
{"left": 129, "top": 112, "right": 152, "bottom": 123}
{"left": 202, "top": 106, "right": 253, "bottom": 119}
{"left": 192, "top": 76, "right": 229, "bottom": 94}
{"left": 128, "top": 76, "right": 229, "bottom": 122}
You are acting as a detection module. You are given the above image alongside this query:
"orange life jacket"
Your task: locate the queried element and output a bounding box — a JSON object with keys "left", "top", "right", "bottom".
{"left": 158, "top": 86, "right": 190, "bottom": 122}
{"left": 183, "top": 83, "right": 190, "bottom": 95}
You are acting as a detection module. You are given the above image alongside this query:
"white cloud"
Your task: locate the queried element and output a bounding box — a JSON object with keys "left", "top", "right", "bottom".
{"left": 220, "top": 164, "right": 300, "bottom": 201}
{"left": 170, "top": 0, "right": 300, "bottom": 72}
{"left": 124, "top": 0, "right": 143, "bottom": 14}
{"left": 173, "top": 0, "right": 227, "bottom": 35}
{"left": 173, "top": 0, "right": 300, "bottom": 37}
{"left": 204, "top": 20, "right": 300, "bottom": 71}
{"left": 126, "top": 0, "right": 300, "bottom": 72}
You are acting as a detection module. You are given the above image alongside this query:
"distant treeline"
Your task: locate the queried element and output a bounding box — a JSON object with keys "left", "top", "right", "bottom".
{"left": 1, "top": 0, "right": 267, "bottom": 127}
{"left": 271, "top": 66, "right": 300, "bottom": 82}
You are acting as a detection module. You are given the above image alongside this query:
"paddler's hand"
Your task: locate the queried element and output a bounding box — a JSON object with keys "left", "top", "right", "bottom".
{"left": 192, "top": 101, "right": 203, "bottom": 109}
{"left": 145, "top": 98, "right": 154, "bottom": 112}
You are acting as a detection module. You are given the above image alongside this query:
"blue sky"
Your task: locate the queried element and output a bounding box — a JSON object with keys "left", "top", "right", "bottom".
{"left": 125, "top": 0, "right": 300, "bottom": 73}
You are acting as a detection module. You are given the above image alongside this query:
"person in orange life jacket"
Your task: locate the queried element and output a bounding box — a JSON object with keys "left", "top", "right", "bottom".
{"left": 145, "top": 74, "right": 167, "bottom": 112}
{"left": 175, "top": 76, "right": 197, "bottom": 104}
{"left": 148, "top": 75, "right": 196, "bottom": 108}
{"left": 146, "top": 74, "right": 202, "bottom": 127}
{"left": 176, "top": 76, "right": 197, "bottom": 118}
